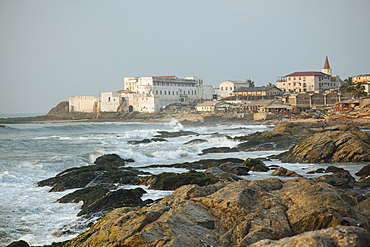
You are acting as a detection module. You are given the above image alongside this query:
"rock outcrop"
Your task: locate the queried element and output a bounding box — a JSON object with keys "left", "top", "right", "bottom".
{"left": 64, "top": 177, "right": 370, "bottom": 247}
{"left": 280, "top": 126, "right": 370, "bottom": 163}
{"left": 249, "top": 226, "right": 370, "bottom": 247}
{"left": 355, "top": 164, "right": 370, "bottom": 185}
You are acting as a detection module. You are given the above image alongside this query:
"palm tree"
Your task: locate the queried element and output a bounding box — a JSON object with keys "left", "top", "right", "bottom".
{"left": 339, "top": 77, "right": 355, "bottom": 93}
{"left": 351, "top": 82, "right": 367, "bottom": 99}
{"left": 266, "top": 82, "right": 275, "bottom": 87}
{"left": 246, "top": 79, "right": 255, "bottom": 87}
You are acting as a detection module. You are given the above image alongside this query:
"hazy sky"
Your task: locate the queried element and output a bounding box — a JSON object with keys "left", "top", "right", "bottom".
{"left": 1, "top": 0, "right": 369, "bottom": 114}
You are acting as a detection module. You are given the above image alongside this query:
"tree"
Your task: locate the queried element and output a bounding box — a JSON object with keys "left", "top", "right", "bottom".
{"left": 351, "top": 82, "right": 367, "bottom": 99}
{"left": 339, "top": 77, "right": 367, "bottom": 99}
{"left": 246, "top": 79, "right": 255, "bottom": 87}
{"left": 266, "top": 82, "right": 275, "bottom": 87}
{"left": 339, "top": 77, "right": 355, "bottom": 93}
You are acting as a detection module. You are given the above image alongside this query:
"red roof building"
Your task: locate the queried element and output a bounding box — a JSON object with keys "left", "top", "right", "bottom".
{"left": 276, "top": 57, "right": 340, "bottom": 93}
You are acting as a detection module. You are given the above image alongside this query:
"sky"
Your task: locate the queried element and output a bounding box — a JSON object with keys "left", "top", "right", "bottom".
{"left": 1, "top": 0, "right": 369, "bottom": 114}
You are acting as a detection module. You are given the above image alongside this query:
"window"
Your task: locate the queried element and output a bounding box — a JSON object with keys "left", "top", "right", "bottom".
{"left": 221, "top": 87, "right": 223, "bottom": 90}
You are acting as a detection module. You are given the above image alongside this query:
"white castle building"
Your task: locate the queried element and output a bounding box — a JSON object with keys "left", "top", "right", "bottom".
{"left": 218, "top": 80, "right": 250, "bottom": 98}
{"left": 276, "top": 56, "right": 341, "bottom": 93}
{"left": 122, "top": 75, "right": 214, "bottom": 113}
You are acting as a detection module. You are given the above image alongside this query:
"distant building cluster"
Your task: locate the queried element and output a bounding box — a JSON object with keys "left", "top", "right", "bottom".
{"left": 68, "top": 56, "right": 369, "bottom": 114}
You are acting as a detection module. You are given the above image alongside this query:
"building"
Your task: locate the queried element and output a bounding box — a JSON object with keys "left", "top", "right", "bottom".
{"left": 219, "top": 81, "right": 250, "bottom": 98}
{"left": 276, "top": 56, "right": 341, "bottom": 93}
{"left": 69, "top": 96, "right": 98, "bottom": 113}
{"left": 195, "top": 101, "right": 230, "bottom": 112}
{"left": 234, "top": 86, "right": 282, "bottom": 99}
{"left": 123, "top": 75, "right": 214, "bottom": 113}
{"left": 100, "top": 92, "right": 123, "bottom": 112}
{"left": 353, "top": 74, "right": 370, "bottom": 93}
{"left": 281, "top": 92, "right": 353, "bottom": 108}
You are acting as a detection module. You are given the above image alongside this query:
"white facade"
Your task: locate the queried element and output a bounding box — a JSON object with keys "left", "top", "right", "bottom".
{"left": 219, "top": 81, "right": 249, "bottom": 98}
{"left": 100, "top": 92, "right": 122, "bottom": 112}
{"left": 69, "top": 96, "right": 98, "bottom": 113}
{"left": 123, "top": 75, "right": 212, "bottom": 113}
{"left": 276, "top": 72, "right": 341, "bottom": 93}
{"left": 276, "top": 57, "right": 341, "bottom": 93}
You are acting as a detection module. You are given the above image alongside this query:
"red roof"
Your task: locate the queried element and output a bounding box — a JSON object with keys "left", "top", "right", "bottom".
{"left": 286, "top": 71, "right": 329, "bottom": 77}
{"left": 117, "top": 90, "right": 134, "bottom": 94}
{"left": 323, "top": 56, "right": 330, "bottom": 69}
{"left": 153, "top": 75, "right": 177, "bottom": 78}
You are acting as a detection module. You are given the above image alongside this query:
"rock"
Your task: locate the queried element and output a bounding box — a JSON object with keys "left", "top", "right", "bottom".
{"left": 355, "top": 197, "right": 370, "bottom": 217}
{"left": 358, "top": 176, "right": 370, "bottom": 185}
{"left": 232, "top": 122, "right": 312, "bottom": 152}
{"left": 77, "top": 188, "right": 150, "bottom": 216}
{"left": 243, "top": 158, "right": 270, "bottom": 172}
{"left": 135, "top": 170, "right": 224, "bottom": 190}
{"left": 183, "top": 139, "right": 208, "bottom": 145}
{"left": 272, "top": 122, "right": 313, "bottom": 136}
{"left": 307, "top": 168, "right": 326, "bottom": 174}
{"left": 271, "top": 167, "right": 301, "bottom": 177}
{"left": 326, "top": 166, "right": 346, "bottom": 173}
{"left": 37, "top": 165, "right": 146, "bottom": 192}
{"left": 66, "top": 177, "right": 369, "bottom": 247}
{"left": 154, "top": 130, "right": 198, "bottom": 138}
{"left": 6, "top": 241, "right": 30, "bottom": 247}
{"left": 249, "top": 226, "right": 370, "bottom": 247}
{"left": 218, "top": 162, "right": 250, "bottom": 175}
{"left": 280, "top": 127, "right": 370, "bottom": 163}
{"left": 355, "top": 164, "right": 370, "bottom": 185}
{"left": 46, "top": 101, "right": 69, "bottom": 116}
{"left": 94, "top": 153, "right": 126, "bottom": 166}
{"left": 315, "top": 170, "right": 356, "bottom": 189}
{"left": 201, "top": 146, "right": 239, "bottom": 154}
{"left": 355, "top": 164, "right": 370, "bottom": 177}
{"left": 127, "top": 138, "right": 167, "bottom": 145}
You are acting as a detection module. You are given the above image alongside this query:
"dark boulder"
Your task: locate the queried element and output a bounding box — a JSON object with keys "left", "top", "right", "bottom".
{"left": 154, "top": 130, "right": 198, "bottom": 138}
{"left": 136, "top": 170, "right": 222, "bottom": 190}
{"left": 94, "top": 153, "right": 127, "bottom": 166}
{"left": 201, "top": 147, "right": 239, "bottom": 154}
{"left": 37, "top": 165, "right": 146, "bottom": 192}
{"left": 218, "top": 162, "right": 250, "bottom": 175}
{"left": 355, "top": 164, "right": 370, "bottom": 177}
{"left": 184, "top": 139, "right": 208, "bottom": 145}
{"left": 77, "top": 188, "right": 150, "bottom": 216}
{"left": 243, "top": 158, "right": 269, "bottom": 172}
{"left": 127, "top": 138, "right": 167, "bottom": 145}
{"left": 313, "top": 166, "right": 356, "bottom": 189}
{"left": 307, "top": 168, "right": 326, "bottom": 174}
{"left": 355, "top": 164, "right": 370, "bottom": 185}
{"left": 6, "top": 240, "right": 30, "bottom": 247}
{"left": 271, "top": 167, "right": 301, "bottom": 177}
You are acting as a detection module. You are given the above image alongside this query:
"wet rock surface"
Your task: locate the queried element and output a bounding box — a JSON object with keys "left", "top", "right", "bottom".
{"left": 280, "top": 126, "right": 370, "bottom": 163}
{"left": 64, "top": 177, "right": 370, "bottom": 247}
{"left": 135, "top": 170, "right": 232, "bottom": 190}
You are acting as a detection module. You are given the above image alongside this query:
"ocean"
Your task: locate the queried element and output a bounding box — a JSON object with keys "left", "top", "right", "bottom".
{"left": 0, "top": 120, "right": 364, "bottom": 246}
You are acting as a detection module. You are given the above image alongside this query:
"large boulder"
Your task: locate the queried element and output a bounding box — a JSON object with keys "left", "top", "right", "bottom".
{"left": 235, "top": 122, "right": 312, "bottom": 152}
{"left": 65, "top": 177, "right": 370, "bottom": 247}
{"left": 250, "top": 226, "right": 370, "bottom": 247}
{"left": 355, "top": 164, "right": 370, "bottom": 185}
{"left": 280, "top": 127, "right": 370, "bottom": 163}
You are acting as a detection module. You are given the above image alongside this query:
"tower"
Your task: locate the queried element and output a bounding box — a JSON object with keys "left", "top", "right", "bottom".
{"left": 321, "top": 56, "right": 332, "bottom": 76}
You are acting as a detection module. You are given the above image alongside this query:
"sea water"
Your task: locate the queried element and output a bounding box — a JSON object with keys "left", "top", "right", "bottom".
{"left": 0, "top": 120, "right": 364, "bottom": 246}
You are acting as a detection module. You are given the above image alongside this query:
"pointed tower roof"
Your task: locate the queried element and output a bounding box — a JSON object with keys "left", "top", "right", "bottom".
{"left": 323, "top": 56, "right": 330, "bottom": 69}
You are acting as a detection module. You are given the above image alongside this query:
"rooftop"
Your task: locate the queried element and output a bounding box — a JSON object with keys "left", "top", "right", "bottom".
{"left": 286, "top": 71, "right": 330, "bottom": 77}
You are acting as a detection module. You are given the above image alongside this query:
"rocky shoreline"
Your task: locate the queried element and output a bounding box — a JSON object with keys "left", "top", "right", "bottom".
{"left": 6, "top": 121, "right": 370, "bottom": 247}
